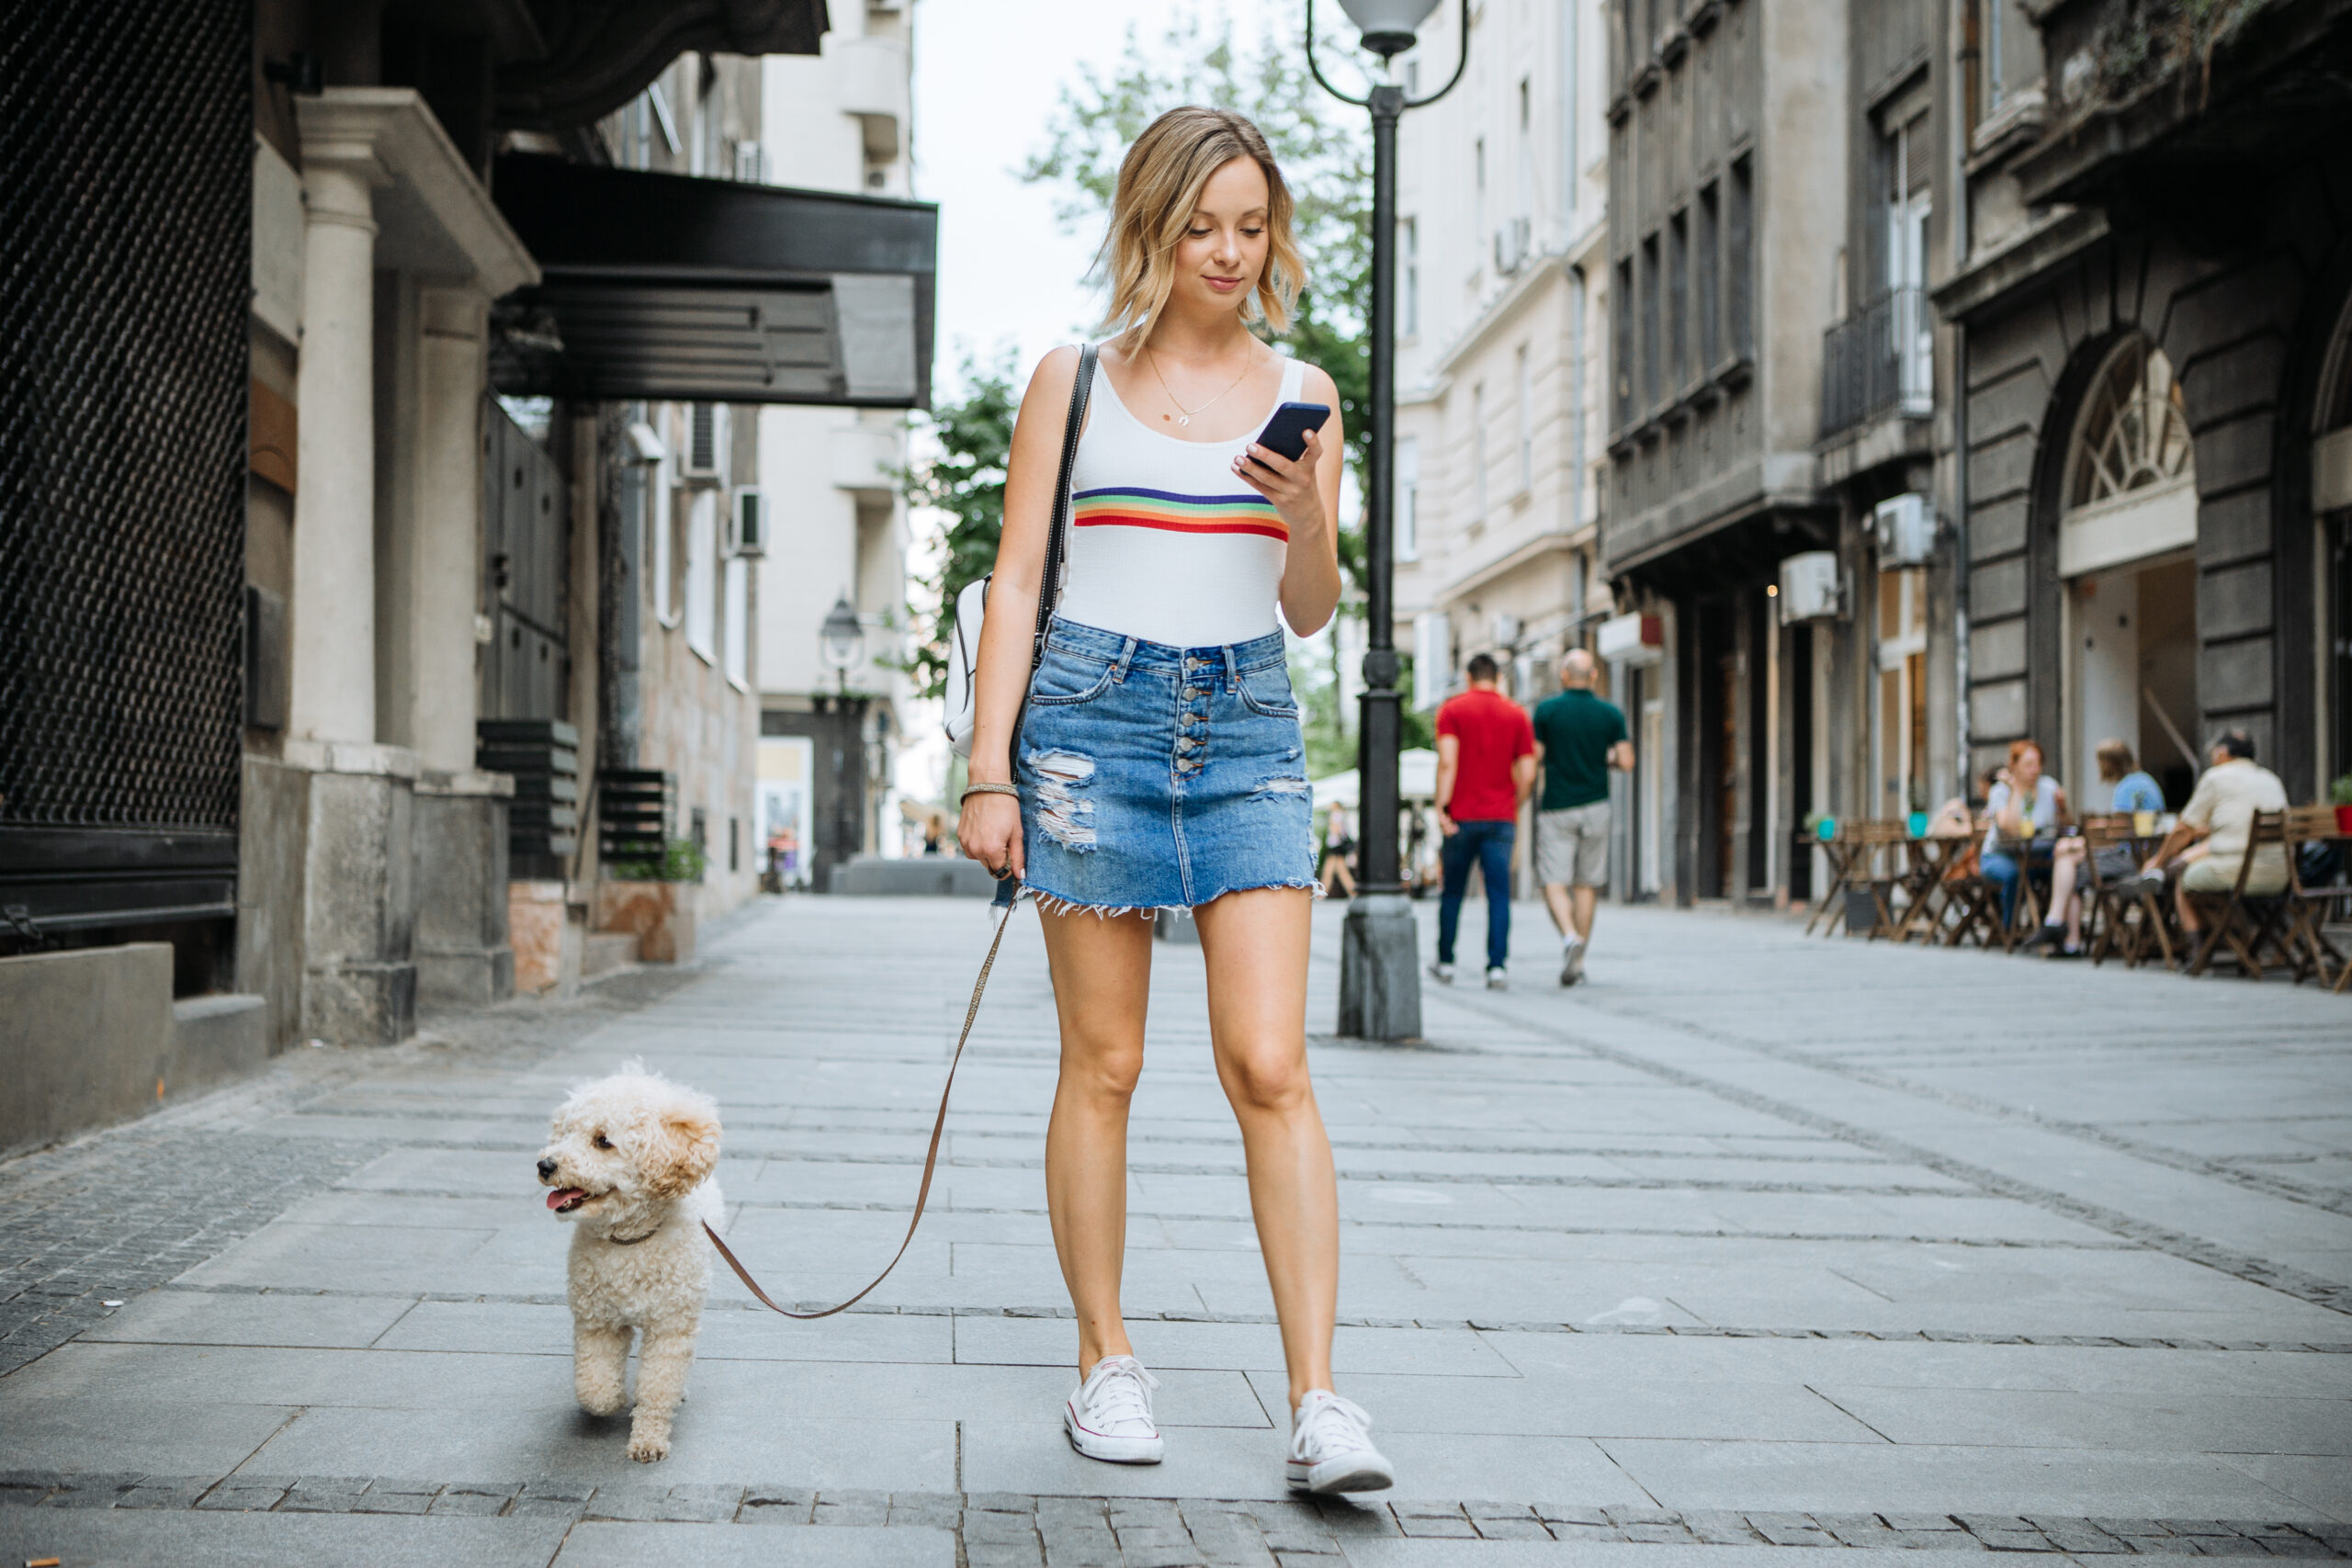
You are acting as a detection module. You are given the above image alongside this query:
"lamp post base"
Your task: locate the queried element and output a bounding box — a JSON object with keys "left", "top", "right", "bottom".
{"left": 1338, "top": 892, "right": 1423, "bottom": 1041}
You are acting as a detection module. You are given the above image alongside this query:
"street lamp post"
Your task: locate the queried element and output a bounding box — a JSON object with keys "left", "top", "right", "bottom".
{"left": 1308, "top": 0, "right": 1468, "bottom": 1042}
{"left": 818, "top": 594, "right": 865, "bottom": 696}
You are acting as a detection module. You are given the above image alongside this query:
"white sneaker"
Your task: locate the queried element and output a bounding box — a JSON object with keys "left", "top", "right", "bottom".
{"left": 1427, "top": 962, "right": 1455, "bottom": 985}
{"left": 1064, "top": 1354, "right": 1163, "bottom": 1464}
{"left": 1485, "top": 966, "right": 1508, "bottom": 990}
{"left": 1560, "top": 941, "right": 1586, "bottom": 987}
{"left": 1285, "top": 1389, "right": 1394, "bottom": 1493}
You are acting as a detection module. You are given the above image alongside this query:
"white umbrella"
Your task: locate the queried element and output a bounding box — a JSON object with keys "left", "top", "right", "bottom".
{"left": 1313, "top": 748, "right": 1440, "bottom": 810}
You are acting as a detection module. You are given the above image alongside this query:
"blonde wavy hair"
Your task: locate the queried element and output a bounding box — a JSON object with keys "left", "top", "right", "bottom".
{"left": 1097, "top": 107, "right": 1306, "bottom": 349}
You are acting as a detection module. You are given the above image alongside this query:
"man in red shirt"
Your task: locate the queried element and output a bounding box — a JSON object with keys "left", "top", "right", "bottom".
{"left": 1431, "top": 652, "right": 1536, "bottom": 988}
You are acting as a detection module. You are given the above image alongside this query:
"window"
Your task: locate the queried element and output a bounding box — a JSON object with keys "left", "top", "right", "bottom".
{"left": 1515, "top": 344, "right": 1532, "bottom": 495}
{"left": 723, "top": 554, "right": 749, "bottom": 687}
{"left": 1668, "top": 209, "right": 1690, "bottom": 390}
{"left": 1640, "top": 233, "right": 1661, "bottom": 412}
{"left": 2066, "top": 339, "right": 2192, "bottom": 509}
{"left": 1726, "top": 157, "right": 1754, "bottom": 358}
{"left": 1474, "top": 138, "right": 1487, "bottom": 261}
{"left": 1984, "top": 0, "right": 2005, "bottom": 112}
{"left": 686, "top": 489, "right": 718, "bottom": 662}
{"left": 1472, "top": 382, "right": 1489, "bottom": 520}
{"left": 1613, "top": 258, "right": 1635, "bottom": 429}
{"left": 1883, "top": 113, "right": 1928, "bottom": 293}
{"left": 1397, "top": 435, "right": 1420, "bottom": 560}
{"left": 1697, "top": 183, "right": 1721, "bottom": 369}
{"left": 1402, "top": 217, "right": 1419, "bottom": 338}
{"left": 651, "top": 457, "right": 678, "bottom": 626}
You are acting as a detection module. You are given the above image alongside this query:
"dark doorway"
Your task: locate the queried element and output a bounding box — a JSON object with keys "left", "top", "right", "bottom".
{"left": 1789, "top": 623, "right": 1814, "bottom": 902}
{"left": 480, "top": 399, "right": 571, "bottom": 723}
{"left": 1693, "top": 602, "right": 1736, "bottom": 898}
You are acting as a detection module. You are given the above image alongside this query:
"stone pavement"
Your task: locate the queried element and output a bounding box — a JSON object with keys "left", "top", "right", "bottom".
{"left": 3, "top": 894, "right": 2349, "bottom": 1566}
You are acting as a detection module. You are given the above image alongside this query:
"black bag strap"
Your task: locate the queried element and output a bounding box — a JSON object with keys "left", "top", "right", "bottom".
{"left": 1032, "top": 343, "right": 1097, "bottom": 671}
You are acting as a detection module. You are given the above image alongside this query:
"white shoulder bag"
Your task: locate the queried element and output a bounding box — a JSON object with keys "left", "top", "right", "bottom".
{"left": 944, "top": 344, "right": 1097, "bottom": 757}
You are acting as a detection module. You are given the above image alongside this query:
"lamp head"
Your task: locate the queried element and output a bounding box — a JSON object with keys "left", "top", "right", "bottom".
{"left": 1338, "top": 0, "right": 1442, "bottom": 56}
{"left": 819, "top": 595, "right": 865, "bottom": 671}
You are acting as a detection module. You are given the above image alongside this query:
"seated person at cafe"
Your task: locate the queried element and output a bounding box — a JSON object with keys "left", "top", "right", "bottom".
{"left": 2026, "top": 739, "right": 2165, "bottom": 955}
{"left": 1982, "top": 740, "right": 2068, "bottom": 925}
{"left": 1925, "top": 766, "right": 2000, "bottom": 840}
{"left": 2137, "top": 728, "right": 2290, "bottom": 933}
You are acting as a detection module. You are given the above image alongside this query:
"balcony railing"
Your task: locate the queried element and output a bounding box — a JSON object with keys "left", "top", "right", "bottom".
{"left": 1820, "top": 287, "right": 1932, "bottom": 441}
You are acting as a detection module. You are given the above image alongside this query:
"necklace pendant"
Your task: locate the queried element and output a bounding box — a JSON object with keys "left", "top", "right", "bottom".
{"left": 1176, "top": 414, "right": 1189, "bottom": 427}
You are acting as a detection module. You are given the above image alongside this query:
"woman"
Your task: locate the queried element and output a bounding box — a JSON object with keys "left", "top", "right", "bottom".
{"left": 2028, "top": 739, "right": 2163, "bottom": 954}
{"left": 1318, "top": 801, "right": 1358, "bottom": 897}
{"left": 1981, "top": 739, "right": 2068, "bottom": 928}
{"left": 955, "top": 107, "right": 1390, "bottom": 1495}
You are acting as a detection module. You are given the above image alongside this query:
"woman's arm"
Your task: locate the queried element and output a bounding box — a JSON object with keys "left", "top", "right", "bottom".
{"left": 1231, "top": 363, "right": 1345, "bottom": 636}
{"left": 955, "top": 345, "right": 1085, "bottom": 881}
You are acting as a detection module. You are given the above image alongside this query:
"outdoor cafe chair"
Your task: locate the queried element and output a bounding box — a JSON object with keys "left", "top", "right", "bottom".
{"left": 2182, "top": 809, "right": 2293, "bottom": 979}
{"left": 1938, "top": 819, "right": 2019, "bottom": 953}
{"left": 2280, "top": 804, "right": 2350, "bottom": 990}
{"left": 2081, "top": 815, "right": 2175, "bottom": 969}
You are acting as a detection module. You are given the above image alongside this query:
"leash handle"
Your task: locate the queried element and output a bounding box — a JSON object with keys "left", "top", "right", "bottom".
{"left": 702, "top": 893, "right": 1019, "bottom": 1319}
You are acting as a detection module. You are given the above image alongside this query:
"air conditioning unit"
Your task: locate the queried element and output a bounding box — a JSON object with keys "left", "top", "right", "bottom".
{"left": 1493, "top": 216, "right": 1532, "bottom": 276}
{"left": 729, "top": 488, "right": 767, "bottom": 557}
{"left": 1873, "top": 492, "right": 1934, "bottom": 567}
{"left": 1778, "top": 551, "right": 1845, "bottom": 624}
{"left": 1596, "top": 612, "right": 1664, "bottom": 666}
{"left": 682, "top": 402, "right": 729, "bottom": 486}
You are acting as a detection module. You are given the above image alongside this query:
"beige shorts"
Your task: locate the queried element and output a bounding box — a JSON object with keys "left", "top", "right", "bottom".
{"left": 1537, "top": 802, "right": 1611, "bottom": 887}
{"left": 2179, "top": 856, "right": 2288, "bottom": 896}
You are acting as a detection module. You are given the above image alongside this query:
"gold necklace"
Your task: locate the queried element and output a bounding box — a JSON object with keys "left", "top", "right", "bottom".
{"left": 1145, "top": 344, "right": 1254, "bottom": 427}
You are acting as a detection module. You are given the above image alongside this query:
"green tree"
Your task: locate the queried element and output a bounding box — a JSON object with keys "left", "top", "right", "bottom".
{"left": 900, "top": 348, "right": 1020, "bottom": 701}
{"left": 1021, "top": 7, "right": 1377, "bottom": 588}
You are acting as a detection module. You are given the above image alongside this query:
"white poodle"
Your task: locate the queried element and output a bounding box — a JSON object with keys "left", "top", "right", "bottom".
{"left": 536, "top": 1063, "right": 723, "bottom": 1462}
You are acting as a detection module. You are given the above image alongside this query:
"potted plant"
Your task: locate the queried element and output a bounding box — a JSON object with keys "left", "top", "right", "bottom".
{"left": 594, "top": 837, "right": 707, "bottom": 964}
{"left": 2331, "top": 774, "right": 2352, "bottom": 836}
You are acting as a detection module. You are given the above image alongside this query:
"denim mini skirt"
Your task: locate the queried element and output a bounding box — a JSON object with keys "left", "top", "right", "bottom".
{"left": 1016, "top": 616, "right": 1317, "bottom": 914}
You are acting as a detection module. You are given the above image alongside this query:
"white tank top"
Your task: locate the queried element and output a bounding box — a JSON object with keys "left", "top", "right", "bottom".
{"left": 1053, "top": 352, "right": 1306, "bottom": 649}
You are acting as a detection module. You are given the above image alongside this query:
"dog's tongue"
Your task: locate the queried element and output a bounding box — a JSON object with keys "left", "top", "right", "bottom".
{"left": 547, "top": 1188, "right": 587, "bottom": 1211}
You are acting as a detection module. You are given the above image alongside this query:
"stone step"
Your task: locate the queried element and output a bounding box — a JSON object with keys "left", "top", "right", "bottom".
{"left": 582, "top": 931, "right": 639, "bottom": 979}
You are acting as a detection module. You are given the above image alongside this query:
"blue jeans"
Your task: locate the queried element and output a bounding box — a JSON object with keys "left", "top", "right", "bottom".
{"left": 1438, "top": 819, "right": 1515, "bottom": 970}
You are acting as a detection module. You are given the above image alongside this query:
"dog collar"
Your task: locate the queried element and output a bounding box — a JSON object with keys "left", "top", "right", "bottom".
{"left": 606, "top": 1222, "right": 662, "bottom": 1247}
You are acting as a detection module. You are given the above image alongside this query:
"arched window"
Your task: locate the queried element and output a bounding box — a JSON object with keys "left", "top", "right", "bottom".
{"left": 2066, "top": 337, "right": 2193, "bottom": 508}
{"left": 2059, "top": 335, "right": 2197, "bottom": 576}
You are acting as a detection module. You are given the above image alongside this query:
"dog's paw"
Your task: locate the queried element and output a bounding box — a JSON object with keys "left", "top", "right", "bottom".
{"left": 626, "top": 1429, "right": 671, "bottom": 1463}
{"left": 577, "top": 1388, "right": 627, "bottom": 1418}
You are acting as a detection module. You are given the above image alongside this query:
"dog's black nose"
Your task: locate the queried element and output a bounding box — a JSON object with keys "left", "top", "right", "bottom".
{"left": 537, "top": 1156, "right": 558, "bottom": 1179}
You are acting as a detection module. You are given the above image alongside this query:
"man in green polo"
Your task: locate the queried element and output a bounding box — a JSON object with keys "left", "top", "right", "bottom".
{"left": 1532, "top": 649, "right": 1634, "bottom": 987}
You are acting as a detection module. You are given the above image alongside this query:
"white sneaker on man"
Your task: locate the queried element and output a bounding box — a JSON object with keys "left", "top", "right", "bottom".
{"left": 1064, "top": 1354, "right": 1164, "bottom": 1463}
{"left": 1560, "top": 938, "right": 1586, "bottom": 987}
{"left": 1427, "top": 962, "right": 1455, "bottom": 985}
{"left": 1484, "top": 966, "right": 1508, "bottom": 990}
{"left": 1285, "top": 1389, "right": 1394, "bottom": 1493}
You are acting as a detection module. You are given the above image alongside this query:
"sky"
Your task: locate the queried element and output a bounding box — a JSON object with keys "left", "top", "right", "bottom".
{"left": 910, "top": 0, "right": 1313, "bottom": 398}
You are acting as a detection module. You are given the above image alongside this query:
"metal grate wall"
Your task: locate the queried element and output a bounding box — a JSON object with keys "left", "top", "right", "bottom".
{"left": 0, "top": 0, "right": 250, "bottom": 927}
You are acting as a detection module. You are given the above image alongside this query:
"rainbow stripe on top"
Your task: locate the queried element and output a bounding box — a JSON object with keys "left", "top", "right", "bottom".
{"left": 1071, "top": 486, "right": 1286, "bottom": 541}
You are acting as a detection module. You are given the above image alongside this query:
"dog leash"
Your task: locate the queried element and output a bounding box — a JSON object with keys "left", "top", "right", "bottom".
{"left": 701, "top": 890, "right": 1020, "bottom": 1319}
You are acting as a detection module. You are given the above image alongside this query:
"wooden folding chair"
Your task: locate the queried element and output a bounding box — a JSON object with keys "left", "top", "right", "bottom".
{"left": 2280, "top": 806, "right": 2350, "bottom": 988}
{"left": 2183, "top": 810, "right": 2291, "bottom": 978}
{"left": 2082, "top": 816, "right": 2171, "bottom": 968}
{"left": 1803, "top": 825, "right": 1870, "bottom": 937}
{"left": 1858, "top": 820, "right": 1911, "bottom": 941}
{"left": 1939, "top": 821, "right": 2018, "bottom": 952}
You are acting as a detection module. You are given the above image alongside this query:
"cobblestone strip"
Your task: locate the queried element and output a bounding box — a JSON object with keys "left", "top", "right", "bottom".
{"left": 0, "top": 1131, "right": 390, "bottom": 1377}
{"left": 1433, "top": 988, "right": 2352, "bottom": 1318}
{"left": 4, "top": 1472, "right": 2346, "bottom": 1560}
{"left": 133, "top": 1282, "right": 2352, "bottom": 1353}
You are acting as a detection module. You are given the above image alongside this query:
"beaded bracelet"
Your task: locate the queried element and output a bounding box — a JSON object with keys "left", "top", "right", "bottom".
{"left": 960, "top": 782, "right": 1020, "bottom": 804}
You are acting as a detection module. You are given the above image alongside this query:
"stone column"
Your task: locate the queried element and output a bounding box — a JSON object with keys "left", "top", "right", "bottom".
{"left": 288, "top": 149, "right": 387, "bottom": 745}
{"left": 410, "top": 286, "right": 488, "bottom": 772}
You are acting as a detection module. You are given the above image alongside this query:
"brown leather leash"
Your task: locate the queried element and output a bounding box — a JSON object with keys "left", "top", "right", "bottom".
{"left": 701, "top": 892, "right": 1019, "bottom": 1319}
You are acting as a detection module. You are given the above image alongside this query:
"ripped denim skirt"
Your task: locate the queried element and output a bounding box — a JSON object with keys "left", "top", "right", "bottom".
{"left": 1016, "top": 616, "right": 1317, "bottom": 915}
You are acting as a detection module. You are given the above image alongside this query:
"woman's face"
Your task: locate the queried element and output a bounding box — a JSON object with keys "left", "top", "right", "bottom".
{"left": 1170, "top": 156, "right": 1270, "bottom": 319}
{"left": 2012, "top": 746, "right": 2042, "bottom": 787}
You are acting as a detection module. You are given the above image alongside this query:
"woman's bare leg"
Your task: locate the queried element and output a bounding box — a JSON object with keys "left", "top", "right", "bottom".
{"left": 1193, "top": 886, "right": 1336, "bottom": 1410}
{"left": 1037, "top": 907, "right": 1158, "bottom": 1375}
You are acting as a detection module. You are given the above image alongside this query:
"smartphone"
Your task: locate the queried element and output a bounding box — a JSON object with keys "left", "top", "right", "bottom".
{"left": 1250, "top": 401, "right": 1331, "bottom": 465}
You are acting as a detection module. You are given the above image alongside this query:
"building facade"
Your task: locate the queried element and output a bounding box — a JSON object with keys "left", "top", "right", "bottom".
{"left": 1395, "top": 0, "right": 1613, "bottom": 717}
{"left": 752, "top": 0, "right": 921, "bottom": 895}
{"left": 1936, "top": 0, "right": 2352, "bottom": 807}
{"left": 0, "top": 0, "right": 935, "bottom": 1156}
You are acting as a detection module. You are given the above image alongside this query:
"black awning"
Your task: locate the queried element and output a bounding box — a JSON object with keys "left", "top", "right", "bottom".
{"left": 489, "top": 154, "right": 936, "bottom": 409}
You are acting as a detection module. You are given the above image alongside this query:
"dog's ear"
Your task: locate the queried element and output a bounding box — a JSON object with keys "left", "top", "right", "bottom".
{"left": 646, "top": 1094, "right": 721, "bottom": 1199}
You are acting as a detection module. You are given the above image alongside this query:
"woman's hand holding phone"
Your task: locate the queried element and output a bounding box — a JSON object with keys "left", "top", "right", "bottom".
{"left": 1231, "top": 401, "right": 1332, "bottom": 537}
